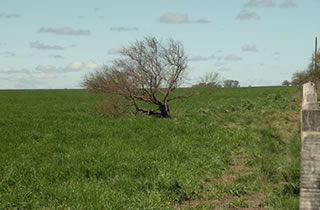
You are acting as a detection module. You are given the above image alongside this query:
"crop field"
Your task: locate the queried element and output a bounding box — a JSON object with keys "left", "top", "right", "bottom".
{"left": 0, "top": 86, "right": 301, "bottom": 209}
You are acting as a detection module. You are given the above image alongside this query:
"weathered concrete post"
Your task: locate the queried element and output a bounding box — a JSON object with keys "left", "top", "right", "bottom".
{"left": 300, "top": 82, "right": 320, "bottom": 209}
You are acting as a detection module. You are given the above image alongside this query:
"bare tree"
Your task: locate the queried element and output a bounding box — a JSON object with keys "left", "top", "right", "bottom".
{"left": 192, "top": 72, "right": 221, "bottom": 88}
{"left": 83, "top": 37, "right": 189, "bottom": 118}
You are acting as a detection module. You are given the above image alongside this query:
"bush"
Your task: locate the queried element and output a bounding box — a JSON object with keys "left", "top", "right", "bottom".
{"left": 96, "top": 95, "right": 130, "bottom": 116}
{"left": 192, "top": 82, "right": 221, "bottom": 88}
{"left": 291, "top": 69, "right": 320, "bottom": 86}
{"left": 224, "top": 80, "right": 240, "bottom": 88}
{"left": 282, "top": 80, "right": 290, "bottom": 86}
{"left": 291, "top": 52, "right": 320, "bottom": 86}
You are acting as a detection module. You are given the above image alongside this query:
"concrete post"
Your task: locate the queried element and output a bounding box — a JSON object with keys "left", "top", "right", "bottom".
{"left": 300, "top": 82, "right": 320, "bottom": 209}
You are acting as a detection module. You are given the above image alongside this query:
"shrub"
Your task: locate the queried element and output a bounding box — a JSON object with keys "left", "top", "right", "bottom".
{"left": 282, "top": 80, "right": 290, "bottom": 86}
{"left": 96, "top": 95, "right": 130, "bottom": 116}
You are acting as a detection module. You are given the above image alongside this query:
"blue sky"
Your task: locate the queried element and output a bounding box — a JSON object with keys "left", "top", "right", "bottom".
{"left": 0, "top": 0, "right": 319, "bottom": 89}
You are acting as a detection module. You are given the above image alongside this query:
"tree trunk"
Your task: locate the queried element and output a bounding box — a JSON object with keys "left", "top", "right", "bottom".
{"left": 159, "top": 104, "right": 170, "bottom": 118}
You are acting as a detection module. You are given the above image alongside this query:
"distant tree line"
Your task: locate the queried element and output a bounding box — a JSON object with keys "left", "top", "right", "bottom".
{"left": 192, "top": 72, "right": 240, "bottom": 88}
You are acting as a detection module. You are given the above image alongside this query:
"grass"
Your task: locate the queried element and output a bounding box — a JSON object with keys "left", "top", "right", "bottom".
{"left": 0, "top": 86, "right": 301, "bottom": 209}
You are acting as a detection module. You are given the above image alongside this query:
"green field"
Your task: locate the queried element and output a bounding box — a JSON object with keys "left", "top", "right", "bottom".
{"left": 0, "top": 87, "right": 301, "bottom": 209}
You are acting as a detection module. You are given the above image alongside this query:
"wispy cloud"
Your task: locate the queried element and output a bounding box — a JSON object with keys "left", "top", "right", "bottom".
{"left": 0, "top": 62, "right": 98, "bottom": 84}
{"left": 0, "top": 67, "right": 29, "bottom": 74}
{"left": 38, "top": 27, "right": 91, "bottom": 36}
{"left": 189, "top": 55, "right": 215, "bottom": 62}
{"left": 93, "top": 8, "right": 104, "bottom": 19}
{"left": 94, "top": 8, "right": 100, "bottom": 13}
{"left": 34, "top": 62, "right": 98, "bottom": 74}
{"left": 32, "top": 73, "right": 57, "bottom": 80}
{"left": 279, "top": 0, "right": 296, "bottom": 8}
{"left": 218, "top": 67, "right": 232, "bottom": 72}
{"left": 159, "top": 13, "right": 210, "bottom": 24}
{"left": 110, "top": 27, "right": 139, "bottom": 32}
{"left": 242, "top": 44, "right": 259, "bottom": 52}
{"left": 194, "top": 19, "right": 210, "bottom": 24}
{"left": 244, "top": 0, "right": 275, "bottom": 8}
{"left": 236, "top": 10, "right": 260, "bottom": 20}
{"left": 107, "top": 48, "right": 122, "bottom": 55}
{"left": 0, "top": 63, "right": 97, "bottom": 89}
{"left": 1, "top": 74, "right": 55, "bottom": 89}
{"left": 159, "top": 13, "right": 188, "bottom": 24}
{"left": 30, "top": 41, "right": 64, "bottom": 50}
{"left": 0, "top": 13, "right": 21, "bottom": 19}
{"left": 224, "top": 55, "right": 243, "bottom": 61}
{"left": 0, "top": 51, "right": 15, "bottom": 57}
{"left": 49, "top": 54, "right": 65, "bottom": 59}
{"left": 214, "top": 62, "right": 226, "bottom": 67}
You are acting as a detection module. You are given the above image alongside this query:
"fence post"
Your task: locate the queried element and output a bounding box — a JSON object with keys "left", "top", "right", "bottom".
{"left": 300, "top": 82, "right": 320, "bottom": 209}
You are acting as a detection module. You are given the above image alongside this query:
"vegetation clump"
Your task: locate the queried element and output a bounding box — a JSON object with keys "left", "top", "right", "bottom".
{"left": 192, "top": 72, "right": 221, "bottom": 88}
{"left": 291, "top": 52, "right": 320, "bottom": 86}
{"left": 282, "top": 80, "right": 290, "bottom": 86}
{"left": 223, "top": 80, "right": 240, "bottom": 88}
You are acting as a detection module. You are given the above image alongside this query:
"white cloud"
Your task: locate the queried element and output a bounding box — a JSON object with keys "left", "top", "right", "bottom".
{"left": 30, "top": 41, "right": 64, "bottom": 50}
{"left": 0, "top": 67, "right": 29, "bottom": 74}
{"left": 38, "top": 27, "right": 91, "bottom": 36}
{"left": 279, "top": 0, "right": 296, "bottom": 8}
{"left": 1, "top": 74, "right": 54, "bottom": 89}
{"left": 189, "top": 55, "right": 215, "bottom": 62}
{"left": 86, "top": 63, "right": 98, "bottom": 69}
{"left": 242, "top": 44, "right": 259, "bottom": 52}
{"left": 224, "top": 55, "right": 243, "bottom": 61}
{"left": 0, "top": 62, "right": 98, "bottom": 89}
{"left": 69, "top": 61, "right": 83, "bottom": 70}
{"left": 34, "top": 65, "right": 59, "bottom": 74}
{"left": 236, "top": 10, "right": 260, "bottom": 20}
{"left": 110, "top": 27, "right": 139, "bottom": 32}
{"left": 33, "top": 73, "right": 57, "bottom": 79}
{"left": 159, "top": 13, "right": 210, "bottom": 24}
{"left": 34, "top": 61, "right": 97, "bottom": 74}
{"left": 244, "top": 0, "right": 275, "bottom": 8}
{"left": 160, "top": 13, "right": 189, "bottom": 24}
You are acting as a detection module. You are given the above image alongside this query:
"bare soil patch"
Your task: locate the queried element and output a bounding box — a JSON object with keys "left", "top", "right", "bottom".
{"left": 176, "top": 153, "right": 267, "bottom": 209}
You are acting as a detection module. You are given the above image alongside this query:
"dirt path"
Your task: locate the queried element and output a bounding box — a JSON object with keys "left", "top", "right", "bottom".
{"left": 175, "top": 153, "right": 267, "bottom": 209}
